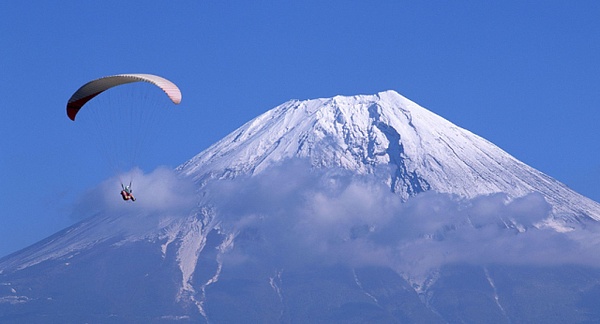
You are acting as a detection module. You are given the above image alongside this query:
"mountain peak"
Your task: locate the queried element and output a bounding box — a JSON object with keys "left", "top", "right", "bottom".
{"left": 178, "top": 91, "right": 600, "bottom": 221}
{"left": 178, "top": 90, "right": 425, "bottom": 181}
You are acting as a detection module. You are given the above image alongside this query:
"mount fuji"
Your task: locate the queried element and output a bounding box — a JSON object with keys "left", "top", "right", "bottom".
{"left": 2, "top": 90, "right": 600, "bottom": 323}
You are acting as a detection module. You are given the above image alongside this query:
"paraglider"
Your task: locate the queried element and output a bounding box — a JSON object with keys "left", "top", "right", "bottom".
{"left": 67, "top": 74, "right": 181, "bottom": 201}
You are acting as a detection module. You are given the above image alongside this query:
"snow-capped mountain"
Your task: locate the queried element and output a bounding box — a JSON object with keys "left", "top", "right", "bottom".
{"left": 2, "top": 90, "right": 600, "bottom": 323}
{"left": 179, "top": 90, "right": 600, "bottom": 222}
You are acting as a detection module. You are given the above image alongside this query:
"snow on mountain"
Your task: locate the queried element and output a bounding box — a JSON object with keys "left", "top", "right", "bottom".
{"left": 3, "top": 90, "right": 600, "bottom": 322}
{"left": 178, "top": 90, "right": 600, "bottom": 222}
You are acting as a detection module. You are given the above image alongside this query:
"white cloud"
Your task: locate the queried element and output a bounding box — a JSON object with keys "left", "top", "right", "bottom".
{"left": 70, "top": 167, "right": 197, "bottom": 234}
{"left": 69, "top": 161, "right": 600, "bottom": 279}
{"left": 203, "top": 161, "right": 600, "bottom": 279}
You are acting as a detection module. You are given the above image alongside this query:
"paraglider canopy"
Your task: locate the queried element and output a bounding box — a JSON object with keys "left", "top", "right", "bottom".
{"left": 66, "top": 74, "right": 181, "bottom": 121}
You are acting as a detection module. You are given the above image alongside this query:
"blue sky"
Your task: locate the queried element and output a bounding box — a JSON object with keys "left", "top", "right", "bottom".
{"left": 1, "top": 1, "right": 599, "bottom": 258}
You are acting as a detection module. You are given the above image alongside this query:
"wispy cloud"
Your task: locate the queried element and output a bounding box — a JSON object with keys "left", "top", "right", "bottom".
{"left": 205, "top": 161, "right": 600, "bottom": 278}
{"left": 69, "top": 161, "right": 600, "bottom": 280}
{"left": 69, "top": 167, "right": 197, "bottom": 231}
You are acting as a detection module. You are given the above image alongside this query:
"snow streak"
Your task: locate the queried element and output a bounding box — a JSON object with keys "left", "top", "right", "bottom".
{"left": 485, "top": 267, "right": 506, "bottom": 316}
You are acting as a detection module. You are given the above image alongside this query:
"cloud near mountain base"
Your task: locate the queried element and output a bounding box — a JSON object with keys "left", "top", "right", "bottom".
{"left": 70, "top": 167, "right": 197, "bottom": 225}
{"left": 206, "top": 161, "right": 600, "bottom": 278}
{"left": 68, "top": 162, "right": 600, "bottom": 280}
